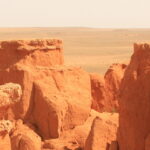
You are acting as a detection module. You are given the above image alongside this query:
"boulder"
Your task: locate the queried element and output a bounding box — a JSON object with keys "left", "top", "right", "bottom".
{"left": 42, "top": 110, "right": 118, "bottom": 150}
{"left": 0, "top": 120, "right": 14, "bottom": 150}
{"left": 0, "top": 83, "right": 22, "bottom": 119}
{"left": 32, "top": 66, "right": 91, "bottom": 139}
{"left": 85, "top": 112, "right": 118, "bottom": 150}
{"left": 43, "top": 138, "right": 81, "bottom": 150}
{"left": 11, "top": 119, "right": 41, "bottom": 150}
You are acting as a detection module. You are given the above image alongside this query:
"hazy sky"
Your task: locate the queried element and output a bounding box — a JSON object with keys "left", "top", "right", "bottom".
{"left": 0, "top": 0, "right": 149, "bottom": 28}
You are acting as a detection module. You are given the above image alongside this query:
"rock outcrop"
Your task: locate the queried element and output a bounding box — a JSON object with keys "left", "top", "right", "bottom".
{"left": 11, "top": 120, "right": 41, "bottom": 150}
{"left": 0, "top": 120, "right": 13, "bottom": 150}
{"left": 0, "top": 39, "right": 64, "bottom": 69}
{"left": 118, "top": 43, "right": 150, "bottom": 150}
{"left": 32, "top": 66, "right": 91, "bottom": 139}
{"left": 91, "top": 63, "right": 127, "bottom": 112}
{"left": 0, "top": 83, "right": 22, "bottom": 150}
{"left": 0, "top": 39, "right": 124, "bottom": 150}
{"left": 85, "top": 112, "right": 118, "bottom": 150}
{"left": 0, "top": 83, "right": 22, "bottom": 119}
{"left": 0, "top": 39, "right": 63, "bottom": 120}
{"left": 90, "top": 74, "right": 106, "bottom": 112}
{"left": 42, "top": 110, "right": 119, "bottom": 150}
{"left": 0, "top": 39, "right": 91, "bottom": 140}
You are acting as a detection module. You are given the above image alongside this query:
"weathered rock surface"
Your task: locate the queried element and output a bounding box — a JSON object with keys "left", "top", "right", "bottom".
{"left": 118, "top": 43, "right": 150, "bottom": 150}
{"left": 42, "top": 110, "right": 118, "bottom": 150}
{"left": 0, "top": 39, "right": 123, "bottom": 150}
{"left": 105, "top": 63, "right": 127, "bottom": 111}
{"left": 11, "top": 119, "right": 41, "bottom": 150}
{"left": 0, "top": 83, "right": 22, "bottom": 107}
{"left": 91, "top": 63, "right": 127, "bottom": 112}
{"left": 109, "top": 141, "right": 119, "bottom": 150}
{"left": 0, "top": 120, "right": 13, "bottom": 150}
{"left": 32, "top": 66, "right": 91, "bottom": 139}
{"left": 85, "top": 112, "right": 118, "bottom": 150}
{"left": 0, "top": 39, "right": 91, "bottom": 140}
{"left": 0, "top": 83, "right": 22, "bottom": 150}
{"left": 0, "top": 39, "right": 63, "bottom": 120}
{"left": 43, "top": 138, "right": 81, "bottom": 150}
{"left": 0, "top": 83, "right": 22, "bottom": 120}
{"left": 145, "top": 134, "right": 150, "bottom": 150}
{"left": 90, "top": 74, "right": 106, "bottom": 112}
{"left": 0, "top": 39, "right": 64, "bottom": 69}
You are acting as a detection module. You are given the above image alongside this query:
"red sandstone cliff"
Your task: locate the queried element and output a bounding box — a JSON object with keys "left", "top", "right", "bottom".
{"left": 0, "top": 39, "right": 119, "bottom": 150}
{"left": 0, "top": 39, "right": 92, "bottom": 139}
{"left": 0, "top": 39, "right": 64, "bottom": 69}
{"left": 0, "top": 39, "right": 64, "bottom": 120}
{"left": 118, "top": 43, "right": 150, "bottom": 150}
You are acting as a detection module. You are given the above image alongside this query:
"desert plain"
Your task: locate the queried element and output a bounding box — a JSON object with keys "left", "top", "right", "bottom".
{"left": 1, "top": 27, "right": 150, "bottom": 73}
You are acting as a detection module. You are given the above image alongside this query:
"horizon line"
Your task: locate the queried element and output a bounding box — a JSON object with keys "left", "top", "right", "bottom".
{"left": 0, "top": 26, "right": 150, "bottom": 29}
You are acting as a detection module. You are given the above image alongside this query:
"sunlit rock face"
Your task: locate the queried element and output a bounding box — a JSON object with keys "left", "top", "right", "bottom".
{"left": 91, "top": 63, "right": 127, "bottom": 112}
{"left": 85, "top": 112, "right": 118, "bottom": 150}
{"left": 0, "top": 39, "right": 64, "bottom": 120}
{"left": 118, "top": 43, "right": 150, "bottom": 150}
{"left": 0, "top": 39, "right": 91, "bottom": 140}
{"left": 0, "top": 38, "right": 134, "bottom": 150}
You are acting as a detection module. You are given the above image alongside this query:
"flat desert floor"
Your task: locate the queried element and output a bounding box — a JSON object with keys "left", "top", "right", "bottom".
{"left": 0, "top": 28, "right": 150, "bottom": 74}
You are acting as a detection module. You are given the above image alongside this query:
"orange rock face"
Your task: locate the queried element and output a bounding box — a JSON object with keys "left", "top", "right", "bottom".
{"left": 0, "top": 83, "right": 22, "bottom": 150}
{"left": 0, "top": 39, "right": 123, "bottom": 150}
{"left": 118, "top": 43, "right": 150, "bottom": 150}
{"left": 0, "top": 39, "right": 91, "bottom": 140}
{"left": 85, "top": 112, "right": 118, "bottom": 150}
{"left": 0, "top": 39, "right": 64, "bottom": 120}
{"left": 90, "top": 74, "right": 106, "bottom": 111}
{"left": 0, "top": 39, "right": 64, "bottom": 69}
{"left": 0, "top": 83, "right": 22, "bottom": 119}
{"left": 0, "top": 120, "right": 13, "bottom": 150}
{"left": 11, "top": 120, "right": 41, "bottom": 150}
{"left": 91, "top": 63, "right": 127, "bottom": 112}
{"left": 32, "top": 66, "right": 91, "bottom": 139}
{"left": 42, "top": 110, "right": 119, "bottom": 150}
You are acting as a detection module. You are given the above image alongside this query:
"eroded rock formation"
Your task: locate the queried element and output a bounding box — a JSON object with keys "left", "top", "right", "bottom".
{"left": 0, "top": 39, "right": 64, "bottom": 69}
{"left": 32, "top": 66, "right": 91, "bottom": 139}
{"left": 0, "top": 39, "right": 63, "bottom": 120}
{"left": 0, "top": 40, "right": 91, "bottom": 139}
{"left": 85, "top": 113, "right": 118, "bottom": 150}
{"left": 0, "top": 120, "right": 13, "bottom": 150}
{"left": 0, "top": 83, "right": 22, "bottom": 119}
{"left": 0, "top": 39, "right": 120, "bottom": 150}
{"left": 0, "top": 83, "right": 22, "bottom": 150}
{"left": 118, "top": 43, "right": 150, "bottom": 150}
{"left": 42, "top": 110, "right": 118, "bottom": 150}
{"left": 91, "top": 63, "right": 127, "bottom": 112}
{"left": 11, "top": 120, "right": 41, "bottom": 150}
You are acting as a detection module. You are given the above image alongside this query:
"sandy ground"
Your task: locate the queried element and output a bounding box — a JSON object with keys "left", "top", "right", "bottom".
{"left": 0, "top": 27, "right": 150, "bottom": 74}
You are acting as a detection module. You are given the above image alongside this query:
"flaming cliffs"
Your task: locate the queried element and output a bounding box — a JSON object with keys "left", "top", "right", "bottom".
{"left": 0, "top": 39, "right": 148, "bottom": 150}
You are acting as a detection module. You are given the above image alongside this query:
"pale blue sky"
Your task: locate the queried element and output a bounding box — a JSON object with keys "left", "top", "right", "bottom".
{"left": 0, "top": 0, "right": 149, "bottom": 28}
